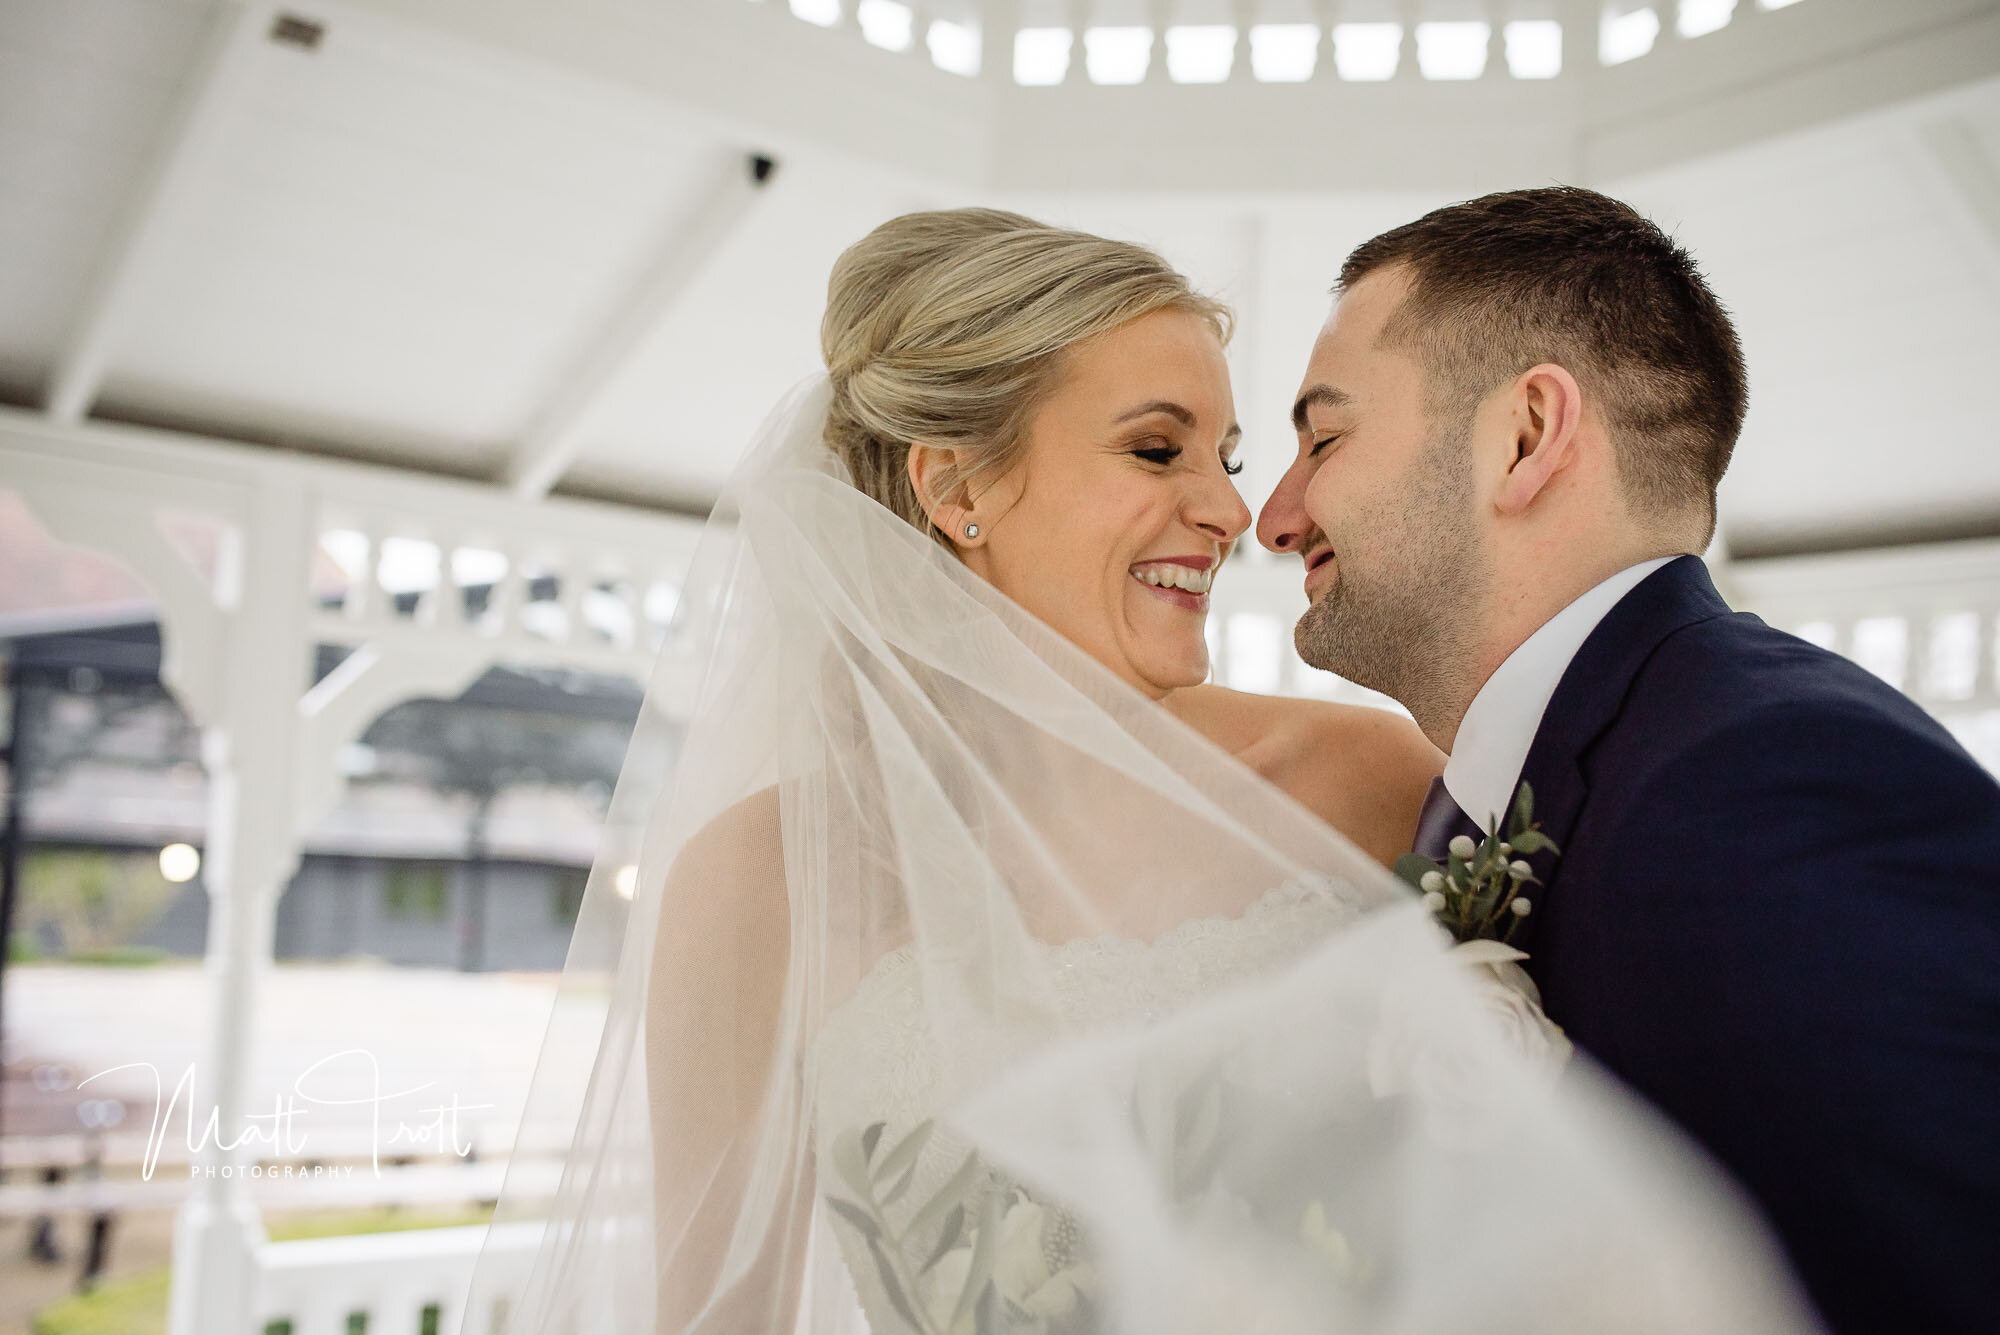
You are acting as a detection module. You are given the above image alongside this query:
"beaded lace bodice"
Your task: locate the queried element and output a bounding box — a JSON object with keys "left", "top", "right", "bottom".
{"left": 808, "top": 874, "right": 1358, "bottom": 1333}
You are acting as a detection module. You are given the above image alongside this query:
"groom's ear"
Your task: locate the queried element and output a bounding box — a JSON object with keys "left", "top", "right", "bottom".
{"left": 1493, "top": 363, "right": 1584, "bottom": 518}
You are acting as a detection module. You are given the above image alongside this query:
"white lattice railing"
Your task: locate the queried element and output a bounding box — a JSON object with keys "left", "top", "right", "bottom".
{"left": 253, "top": 1220, "right": 543, "bottom": 1335}
{"left": 306, "top": 483, "right": 698, "bottom": 682}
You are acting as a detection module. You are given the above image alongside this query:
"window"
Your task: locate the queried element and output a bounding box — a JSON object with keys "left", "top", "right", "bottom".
{"left": 551, "top": 869, "right": 588, "bottom": 927}
{"left": 383, "top": 864, "right": 448, "bottom": 920}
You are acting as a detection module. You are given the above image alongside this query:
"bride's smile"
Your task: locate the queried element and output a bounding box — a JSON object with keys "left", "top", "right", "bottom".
{"left": 1129, "top": 554, "right": 1215, "bottom": 603}
{"left": 940, "top": 306, "right": 1251, "bottom": 701}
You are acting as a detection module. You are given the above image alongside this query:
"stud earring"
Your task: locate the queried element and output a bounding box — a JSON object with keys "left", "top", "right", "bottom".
{"left": 963, "top": 523, "right": 980, "bottom": 539}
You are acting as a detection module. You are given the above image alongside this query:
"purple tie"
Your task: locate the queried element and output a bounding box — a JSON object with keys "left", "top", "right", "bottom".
{"left": 1412, "top": 775, "right": 1482, "bottom": 862}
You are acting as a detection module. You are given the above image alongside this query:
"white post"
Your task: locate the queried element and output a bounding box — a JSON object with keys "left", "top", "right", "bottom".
{"left": 168, "top": 471, "right": 314, "bottom": 1335}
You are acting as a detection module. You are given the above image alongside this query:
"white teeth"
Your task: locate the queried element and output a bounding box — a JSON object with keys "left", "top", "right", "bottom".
{"left": 1133, "top": 564, "right": 1213, "bottom": 594}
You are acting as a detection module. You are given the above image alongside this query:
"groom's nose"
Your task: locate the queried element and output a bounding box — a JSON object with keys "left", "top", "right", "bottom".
{"left": 1257, "top": 459, "right": 1314, "bottom": 556}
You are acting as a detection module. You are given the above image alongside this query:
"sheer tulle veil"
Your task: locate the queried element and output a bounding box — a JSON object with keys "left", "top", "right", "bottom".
{"left": 463, "top": 374, "right": 1822, "bottom": 1334}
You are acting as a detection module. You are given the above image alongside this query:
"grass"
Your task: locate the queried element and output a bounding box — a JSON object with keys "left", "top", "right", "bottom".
{"left": 31, "top": 1203, "right": 498, "bottom": 1335}
{"left": 63, "top": 946, "right": 169, "bottom": 968}
{"left": 264, "top": 1202, "right": 495, "bottom": 1242}
{"left": 7, "top": 943, "right": 176, "bottom": 966}
{"left": 30, "top": 1265, "right": 170, "bottom": 1335}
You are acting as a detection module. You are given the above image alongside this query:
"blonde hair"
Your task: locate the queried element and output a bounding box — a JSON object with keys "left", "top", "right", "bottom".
{"left": 821, "top": 208, "right": 1232, "bottom": 544}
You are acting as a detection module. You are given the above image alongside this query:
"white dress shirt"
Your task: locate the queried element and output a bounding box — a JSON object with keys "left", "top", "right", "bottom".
{"left": 1441, "top": 557, "right": 1676, "bottom": 829}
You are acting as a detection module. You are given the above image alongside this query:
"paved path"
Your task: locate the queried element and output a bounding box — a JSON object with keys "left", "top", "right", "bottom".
{"left": 5, "top": 962, "right": 600, "bottom": 1167}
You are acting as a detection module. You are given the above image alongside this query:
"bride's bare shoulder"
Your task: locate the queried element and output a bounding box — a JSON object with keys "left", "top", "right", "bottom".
{"left": 660, "top": 786, "right": 786, "bottom": 925}
{"left": 1171, "top": 684, "right": 1441, "bottom": 864}
{"left": 1174, "top": 683, "right": 1433, "bottom": 762}
{"left": 681, "top": 787, "right": 783, "bottom": 858}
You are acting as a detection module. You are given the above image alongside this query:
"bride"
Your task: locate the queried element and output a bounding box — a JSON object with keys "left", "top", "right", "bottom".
{"left": 467, "top": 210, "right": 1818, "bottom": 1335}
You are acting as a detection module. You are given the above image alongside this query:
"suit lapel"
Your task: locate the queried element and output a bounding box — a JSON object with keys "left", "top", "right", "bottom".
{"left": 1509, "top": 555, "right": 1733, "bottom": 950}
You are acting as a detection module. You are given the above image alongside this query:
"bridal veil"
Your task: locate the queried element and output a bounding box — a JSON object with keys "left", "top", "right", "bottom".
{"left": 462, "top": 373, "right": 1820, "bottom": 1334}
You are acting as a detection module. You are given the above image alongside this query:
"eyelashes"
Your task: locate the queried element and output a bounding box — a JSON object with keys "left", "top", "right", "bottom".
{"left": 1133, "top": 445, "right": 1245, "bottom": 476}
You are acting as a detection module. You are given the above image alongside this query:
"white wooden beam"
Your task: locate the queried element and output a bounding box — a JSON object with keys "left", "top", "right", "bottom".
{"left": 1915, "top": 115, "right": 2000, "bottom": 290}
{"left": 1580, "top": 0, "right": 2000, "bottom": 184}
{"left": 504, "top": 152, "right": 780, "bottom": 501}
{"left": 334, "top": 0, "right": 989, "bottom": 185}
{"left": 987, "top": 0, "right": 2000, "bottom": 192}
{"left": 0, "top": 404, "right": 705, "bottom": 567}
{"left": 43, "top": 0, "right": 279, "bottom": 423}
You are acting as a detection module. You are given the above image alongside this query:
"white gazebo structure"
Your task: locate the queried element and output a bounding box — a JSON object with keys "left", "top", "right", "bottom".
{"left": 2, "top": 0, "right": 1997, "bottom": 1330}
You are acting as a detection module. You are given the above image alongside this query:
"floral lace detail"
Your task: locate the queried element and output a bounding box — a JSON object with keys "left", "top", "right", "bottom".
{"left": 809, "top": 873, "right": 1361, "bottom": 1334}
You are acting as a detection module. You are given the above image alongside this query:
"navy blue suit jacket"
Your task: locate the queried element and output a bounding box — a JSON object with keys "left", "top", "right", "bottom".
{"left": 1513, "top": 555, "right": 2000, "bottom": 1335}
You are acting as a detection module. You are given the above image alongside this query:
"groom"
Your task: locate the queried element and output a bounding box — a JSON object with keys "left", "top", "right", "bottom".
{"left": 1258, "top": 187, "right": 2000, "bottom": 1335}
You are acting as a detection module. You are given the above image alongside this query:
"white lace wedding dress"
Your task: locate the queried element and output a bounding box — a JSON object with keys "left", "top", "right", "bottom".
{"left": 810, "top": 875, "right": 1356, "bottom": 1333}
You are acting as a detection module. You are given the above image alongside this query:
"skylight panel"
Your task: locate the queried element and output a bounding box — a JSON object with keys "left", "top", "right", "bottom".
{"left": 1165, "top": 25, "right": 1235, "bottom": 82}
{"left": 928, "top": 19, "right": 981, "bottom": 75}
{"left": 789, "top": 0, "right": 840, "bottom": 29}
{"left": 1248, "top": 24, "right": 1317, "bottom": 82}
{"left": 1332, "top": 22, "right": 1400, "bottom": 81}
{"left": 1416, "top": 21, "right": 1487, "bottom": 80}
{"left": 1085, "top": 26, "right": 1153, "bottom": 84}
{"left": 1503, "top": 20, "right": 1562, "bottom": 78}
{"left": 857, "top": 0, "right": 913, "bottom": 50}
{"left": 1014, "top": 27, "right": 1073, "bottom": 84}
{"left": 1599, "top": 6, "right": 1659, "bottom": 65}
{"left": 1677, "top": 0, "right": 1735, "bottom": 37}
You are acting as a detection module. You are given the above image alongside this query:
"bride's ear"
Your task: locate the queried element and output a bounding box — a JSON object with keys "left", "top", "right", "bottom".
{"left": 908, "top": 442, "right": 986, "bottom": 547}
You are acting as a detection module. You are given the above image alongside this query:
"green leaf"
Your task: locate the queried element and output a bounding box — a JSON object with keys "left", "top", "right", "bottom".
{"left": 920, "top": 1203, "right": 967, "bottom": 1275}
{"left": 1512, "top": 781, "right": 1535, "bottom": 834}
{"left": 974, "top": 1277, "right": 999, "bottom": 1335}
{"left": 867, "top": 1233, "right": 924, "bottom": 1332}
{"left": 1467, "top": 879, "right": 1504, "bottom": 930}
{"left": 953, "top": 1190, "right": 1005, "bottom": 1327}
{"left": 861, "top": 1121, "right": 886, "bottom": 1163}
{"left": 1508, "top": 829, "right": 1552, "bottom": 855}
{"left": 826, "top": 1195, "right": 881, "bottom": 1242}
{"left": 1393, "top": 853, "right": 1438, "bottom": 889}
{"left": 832, "top": 1127, "right": 875, "bottom": 1202}
{"left": 873, "top": 1119, "right": 935, "bottom": 1185}
{"left": 881, "top": 1154, "right": 923, "bottom": 1209}
{"left": 909, "top": 1151, "right": 982, "bottom": 1238}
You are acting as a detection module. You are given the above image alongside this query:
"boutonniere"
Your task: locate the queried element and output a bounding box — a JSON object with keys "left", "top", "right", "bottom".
{"left": 1395, "top": 780, "right": 1560, "bottom": 946}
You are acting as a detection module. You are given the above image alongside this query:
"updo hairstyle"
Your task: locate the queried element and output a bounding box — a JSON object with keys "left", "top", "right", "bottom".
{"left": 820, "top": 208, "right": 1232, "bottom": 546}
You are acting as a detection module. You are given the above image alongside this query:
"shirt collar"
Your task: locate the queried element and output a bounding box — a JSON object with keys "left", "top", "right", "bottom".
{"left": 1442, "top": 557, "right": 1675, "bottom": 829}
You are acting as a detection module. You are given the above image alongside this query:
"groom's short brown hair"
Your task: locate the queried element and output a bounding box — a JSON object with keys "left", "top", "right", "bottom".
{"left": 1339, "top": 186, "right": 1746, "bottom": 543}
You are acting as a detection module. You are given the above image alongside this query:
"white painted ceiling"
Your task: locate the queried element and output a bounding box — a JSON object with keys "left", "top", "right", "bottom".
{"left": 2, "top": 0, "right": 1997, "bottom": 555}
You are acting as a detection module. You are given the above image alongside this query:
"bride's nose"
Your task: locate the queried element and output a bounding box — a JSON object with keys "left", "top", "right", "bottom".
{"left": 1186, "top": 469, "right": 1252, "bottom": 545}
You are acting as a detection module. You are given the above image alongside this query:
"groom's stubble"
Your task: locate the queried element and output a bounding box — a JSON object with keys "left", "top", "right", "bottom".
{"left": 1292, "top": 409, "right": 1489, "bottom": 733}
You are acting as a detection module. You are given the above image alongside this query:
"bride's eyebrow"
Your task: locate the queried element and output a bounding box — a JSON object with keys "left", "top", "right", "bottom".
{"left": 1113, "top": 400, "right": 1197, "bottom": 427}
